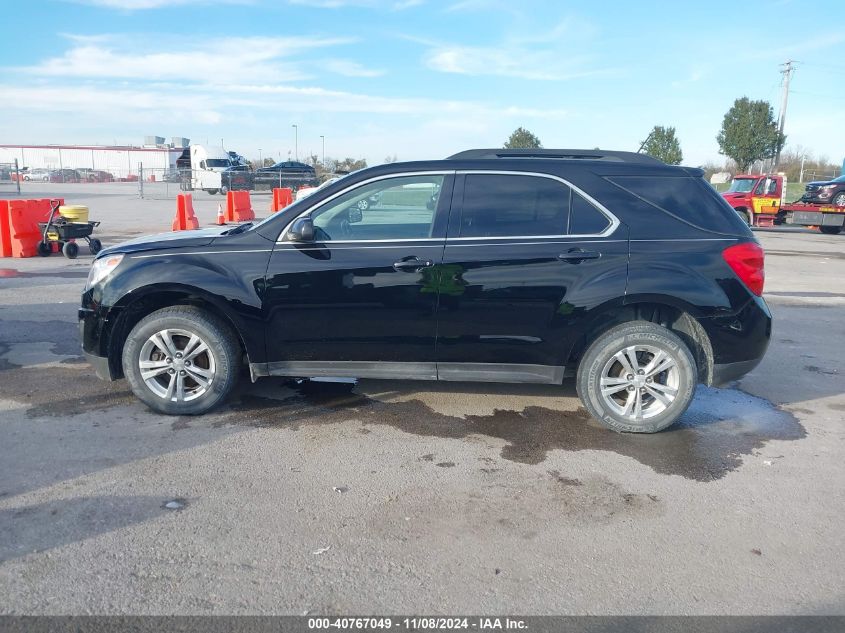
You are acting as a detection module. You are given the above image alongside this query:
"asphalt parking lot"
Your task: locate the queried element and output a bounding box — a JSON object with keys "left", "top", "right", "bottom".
{"left": 0, "top": 184, "right": 843, "bottom": 614}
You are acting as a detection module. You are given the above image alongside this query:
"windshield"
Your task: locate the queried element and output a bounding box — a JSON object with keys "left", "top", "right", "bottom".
{"left": 726, "top": 178, "right": 757, "bottom": 193}
{"left": 205, "top": 159, "right": 231, "bottom": 168}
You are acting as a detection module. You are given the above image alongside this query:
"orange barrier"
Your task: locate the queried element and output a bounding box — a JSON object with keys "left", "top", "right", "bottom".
{"left": 226, "top": 190, "right": 254, "bottom": 223}
{"left": 171, "top": 193, "right": 199, "bottom": 231}
{"left": 271, "top": 187, "right": 293, "bottom": 212}
{"left": 0, "top": 198, "right": 64, "bottom": 258}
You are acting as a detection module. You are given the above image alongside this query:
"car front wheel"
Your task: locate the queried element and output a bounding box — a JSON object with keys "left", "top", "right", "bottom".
{"left": 576, "top": 321, "right": 697, "bottom": 433}
{"left": 122, "top": 306, "right": 240, "bottom": 415}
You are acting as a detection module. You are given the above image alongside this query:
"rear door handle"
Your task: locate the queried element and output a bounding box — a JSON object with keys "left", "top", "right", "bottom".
{"left": 557, "top": 248, "right": 601, "bottom": 264}
{"left": 393, "top": 257, "right": 434, "bottom": 271}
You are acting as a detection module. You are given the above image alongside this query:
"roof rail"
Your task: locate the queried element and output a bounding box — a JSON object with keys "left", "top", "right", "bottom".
{"left": 446, "top": 148, "right": 664, "bottom": 164}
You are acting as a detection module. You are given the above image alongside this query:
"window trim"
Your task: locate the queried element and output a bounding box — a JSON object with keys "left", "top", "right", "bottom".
{"left": 277, "top": 170, "right": 455, "bottom": 243}
{"left": 450, "top": 170, "right": 619, "bottom": 240}
{"left": 276, "top": 168, "right": 619, "bottom": 243}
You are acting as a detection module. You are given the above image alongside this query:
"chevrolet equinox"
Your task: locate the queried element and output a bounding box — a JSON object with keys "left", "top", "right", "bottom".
{"left": 79, "top": 149, "right": 771, "bottom": 433}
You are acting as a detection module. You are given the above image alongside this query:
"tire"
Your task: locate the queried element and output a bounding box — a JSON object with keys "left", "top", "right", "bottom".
{"left": 819, "top": 226, "right": 842, "bottom": 235}
{"left": 88, "top": 238, "right": 102, "bottom": 255}
{"left": 37, "top": 241, "right": 51, "bottom": 257}
{"left": 122, "top": 306, "right": 241, "bottom": 415}
{"left": 206, "top": 189, "right": 219, "bottom": 195}
{"left": 62, "top": 241, "right": 79, "bottom": 259}
{"left": 576, "top": 321, "right": 698, "bottom": 433}
{"left": 356, "top": 198, "right": 370, "bottom": 211}
{"left": 832, "top": 192, "right": 845, "bottom": 207}
{"left": 736, "top": 209, "right": 751, "bottom": 226}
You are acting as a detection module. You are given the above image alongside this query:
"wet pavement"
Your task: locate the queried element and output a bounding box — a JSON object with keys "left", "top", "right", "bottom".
{"left": 0, "top": 218, "right": 843, "bottom": 614}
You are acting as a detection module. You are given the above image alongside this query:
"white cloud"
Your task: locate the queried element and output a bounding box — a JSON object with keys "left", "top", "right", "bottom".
{"left": 421, "top": 17, "right": 616, "bottom": 81}
{"left": 17, "top": 35, "right": 356, "bottom": 83}
{"left": 425, "top": 45, "right": 613, "bottom": 81}
{"left": 323, "top": 59, "right": 385, "bottom": 77}
{"left": 289, "top": 0, "right": 423, "bottom": 8}
{"left": 69, "top": 0, "right": 248, "bottom": 9}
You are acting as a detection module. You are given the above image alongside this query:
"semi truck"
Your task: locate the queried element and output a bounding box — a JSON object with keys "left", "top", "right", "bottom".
{"left": 177, "top": 145, "right": 252, "bottom": 195}
{"left": 721, "top": 173, "right": 845, "bottom": 235}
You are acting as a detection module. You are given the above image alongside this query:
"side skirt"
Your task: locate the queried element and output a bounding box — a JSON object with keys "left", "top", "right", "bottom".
{"left": 251, "top": 361, "right": 564, "bottom": 385}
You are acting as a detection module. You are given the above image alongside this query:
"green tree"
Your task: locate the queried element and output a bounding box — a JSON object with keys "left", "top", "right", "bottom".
{"left": 640, "top": 125, "right": 683, "bottom": 165}
{"left": 716, "top": 97, "right": 784, "bottom": 172}
{"left": 504, "top": 127, "right": 542, "bottom": 149}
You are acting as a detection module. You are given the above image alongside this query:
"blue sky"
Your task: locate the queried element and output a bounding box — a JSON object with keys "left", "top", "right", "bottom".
{"left": 1, "top": 0, "right": 843, "bottom": 166}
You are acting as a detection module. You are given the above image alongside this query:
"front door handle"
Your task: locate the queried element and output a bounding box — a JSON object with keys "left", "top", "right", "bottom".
{"left": 393, "top": 257, "right": 434, "bottom": 272}
{"left": 557, "top": 248, "right": 601, "bottom": 264}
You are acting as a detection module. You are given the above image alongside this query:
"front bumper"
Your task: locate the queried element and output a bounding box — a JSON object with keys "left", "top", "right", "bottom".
{"left": 79, "top": 306, "right": 119, "bottom": 381}
{"left": 83, "top": 348, "right": 117, "bottom": 381}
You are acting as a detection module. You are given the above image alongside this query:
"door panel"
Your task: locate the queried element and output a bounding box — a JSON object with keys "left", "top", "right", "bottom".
{"left": 436, "top": 237, "right": 629, "bottom": 369}
{"left": 436, "top": 172, "right": 628, "bottom": 373}
{"left": 262, "top": 174, "right": 453, "bottom": 367}
{"left": 264, "top": 241, "right": 444, "bottom": 364}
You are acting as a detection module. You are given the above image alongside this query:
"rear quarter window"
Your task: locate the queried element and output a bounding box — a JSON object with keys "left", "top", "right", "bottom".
{"left": 607, "top": 175, "right": 751, "bottom": 236}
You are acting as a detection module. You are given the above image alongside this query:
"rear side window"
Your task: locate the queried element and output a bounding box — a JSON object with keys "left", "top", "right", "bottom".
{"left": 570, "top": 193, "right": 611, "bottom": 234}
{"left": 608, "top": 175, "right": 751, "bottom": 235}
{"left": 460, "top": 174, "right": 570, "bottom": 237}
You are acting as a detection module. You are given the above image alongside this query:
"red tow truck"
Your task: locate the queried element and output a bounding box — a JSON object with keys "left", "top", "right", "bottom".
{"left": 721, "top": 173, "right": 845, "bottom": 235}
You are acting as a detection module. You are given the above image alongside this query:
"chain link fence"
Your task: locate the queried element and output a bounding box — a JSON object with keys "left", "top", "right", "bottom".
{"left": 137, "top": 164, "right": 318, "bottom": 199}
{"left": 0, "top": 160, "right": 21, "bottom": 195}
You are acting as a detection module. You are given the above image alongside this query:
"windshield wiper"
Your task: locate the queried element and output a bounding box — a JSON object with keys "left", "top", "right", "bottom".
{"left": 221, "top": 222, "right": 253, "bottom": 236}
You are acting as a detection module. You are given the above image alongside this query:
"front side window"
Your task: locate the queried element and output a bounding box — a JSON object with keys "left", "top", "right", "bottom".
{"left": 309, "top": 175, "right": 444, "bottom": 241}
{"left": 459, "top": 174, "right": 571, "bottom": 238}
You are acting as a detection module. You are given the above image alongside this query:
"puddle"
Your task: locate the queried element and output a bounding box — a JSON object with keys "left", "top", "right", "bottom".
{"left": 0, "top": 363, "right": 806, "bottom": 482}
{"left": 212, "top": 379, "right": 805, "bottom": 482}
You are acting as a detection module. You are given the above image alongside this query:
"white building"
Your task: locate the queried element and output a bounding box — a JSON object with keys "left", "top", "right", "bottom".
{"left": 0, "top": 143, "right": 185, "bottom": 179}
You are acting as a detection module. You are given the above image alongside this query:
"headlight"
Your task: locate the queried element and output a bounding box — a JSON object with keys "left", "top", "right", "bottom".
{"left": 86, "top": 254, "right": 124, "bottom": 289}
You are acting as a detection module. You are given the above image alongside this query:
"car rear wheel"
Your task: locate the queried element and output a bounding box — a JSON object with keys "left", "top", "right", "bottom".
{"left": 576, "top": 321, "right": 697, "bottom": 433}
{"left": 122, "top": 306, "right": 240, "bottom": 415}
{"left": 819, "top": 226, "right": 842, "bottom": 235}
{"left": 832, "top": 192, "right": 845, "bottom": 207}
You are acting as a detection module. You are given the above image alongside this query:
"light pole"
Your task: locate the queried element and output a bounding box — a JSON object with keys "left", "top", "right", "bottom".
{"left": 258, "top": 148, "right": 262, "bottom": 167}
{"left": 320, "top": 135, "right": 325, "bottom": 168}
{"left": 292, "top": 124, "right": 298, "bottom": 161}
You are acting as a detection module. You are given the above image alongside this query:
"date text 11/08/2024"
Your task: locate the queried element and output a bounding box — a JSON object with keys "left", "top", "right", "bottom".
{"left": 307, "top": 617, "right": 528, "bottom": 630}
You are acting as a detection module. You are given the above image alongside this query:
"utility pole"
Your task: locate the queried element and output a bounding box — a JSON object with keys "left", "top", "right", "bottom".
{"left": 774, "top": 60, "right": 795, "bottom": 168}
{"left": 292, "top": 124, "right": 298, "bottom": 161}
{"left": 320, "top": 135, "right": 325, "bottom": 167}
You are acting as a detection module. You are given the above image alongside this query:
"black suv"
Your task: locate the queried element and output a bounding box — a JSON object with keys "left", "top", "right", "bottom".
{"left": 800, "top": 174, "right": 845, "bottom": 206}
{"left": 80, "top": 149, "right": 770, "bottom": 433}
{"left": 253, "top": 161, "right": 318, "bottom": 191}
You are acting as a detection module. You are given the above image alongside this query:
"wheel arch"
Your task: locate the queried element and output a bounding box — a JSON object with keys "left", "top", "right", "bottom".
{"left": 566, "top": 297, "right": 714, "bottom": 386}
{"left": 107, "top": 285, "right": 252, "bottom": 380}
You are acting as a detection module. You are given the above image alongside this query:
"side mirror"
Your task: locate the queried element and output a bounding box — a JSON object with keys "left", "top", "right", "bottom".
{"left": 348, "top": 207, "right": 363, "bottom": 223}
{"left": 288, "top": 217, "right": 314, "bottom": 242}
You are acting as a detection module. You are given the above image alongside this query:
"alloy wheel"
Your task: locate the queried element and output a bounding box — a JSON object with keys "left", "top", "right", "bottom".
{"left": 599, "top": 344, "right": 680, "bottom": 422}
{"left": 138, "top": 328, "right": 216, "bottom": 402}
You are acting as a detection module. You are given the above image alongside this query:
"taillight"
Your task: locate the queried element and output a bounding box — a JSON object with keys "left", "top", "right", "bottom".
{"left": 723, "top": 242, "right": 765, "bottom": 296}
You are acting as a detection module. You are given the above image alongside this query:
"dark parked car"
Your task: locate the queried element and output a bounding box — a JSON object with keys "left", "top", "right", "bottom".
{"left": 80, "top": 148, "right": 770, "bottom": 433}
{"left": 77, "top": 168, "right": 115, "bottom": 182}
{"left": 220, "top": 164, "right": 254, "bottom": 193}
{"left": 800, "top": 174, "right": 845, "bottom": 206}
{"left": 49, "top": 169, "right": 81, "bottom": 183}
{"left": 253, "top": 160, "right": 318, "bottom": 191}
